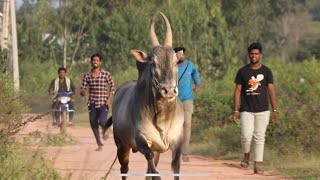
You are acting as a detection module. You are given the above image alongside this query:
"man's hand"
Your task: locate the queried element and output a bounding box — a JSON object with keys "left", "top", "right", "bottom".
{"left": 272, "top": 111, "right": 278, "bottom": 125}
{"left": 107, "top": 93, "right": 114, "bottom": 111}
{"left": 194, "top": 85, "right": 200, "bottom": 93}
{"left": 233, "top": 111, "right": 239, "bottom": 123}
{"left": 49, "top": 89, "right": 55, "bottom": 95}
{"left": 80, "top": 90, "right": 87, "bottom": 97}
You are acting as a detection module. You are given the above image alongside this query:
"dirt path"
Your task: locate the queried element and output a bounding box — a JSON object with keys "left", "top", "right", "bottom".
{"left": 17, "top": 115, "right": 289, "bottom": 180}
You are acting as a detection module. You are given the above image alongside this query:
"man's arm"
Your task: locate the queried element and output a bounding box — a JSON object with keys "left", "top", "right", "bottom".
{"left": 80, "top": 75, "right": 87, "bottom": 96}
{"left": 106, "top": 73, "right": 116, "bottom": 110}
{"left": 268, "top": 83, "right": 278, "bottom": 124}
{"left": 191, "top": 64, "right": 201, "bottom": 93}
{"left": 48, "top": 80, "right": 55, "bottom": 95}
{"left": 233, "top": 84, "right": 242, "bottom": 122}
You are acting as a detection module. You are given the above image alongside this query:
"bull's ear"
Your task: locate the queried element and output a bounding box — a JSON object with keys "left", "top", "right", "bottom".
{"left": 130, "top": 49, "right": 148, "bottom": 63}
{"left": 176, "top": 50, "right": 184, "bottom": 60}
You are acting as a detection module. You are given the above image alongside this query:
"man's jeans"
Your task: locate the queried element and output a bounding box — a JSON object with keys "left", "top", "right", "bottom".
{"left": 240, "top": 111, "right": 270, "bottom": 162}
{"left": 181, "top": 100, "right": 194, "bottom": 155}
{"left": 88, "top": 104, "right": 108, "bottom": 145}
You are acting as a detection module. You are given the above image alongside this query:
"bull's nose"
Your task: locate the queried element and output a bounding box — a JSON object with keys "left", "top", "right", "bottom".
{"left": 161, "top": 86, "right": 178, "bottom": 97}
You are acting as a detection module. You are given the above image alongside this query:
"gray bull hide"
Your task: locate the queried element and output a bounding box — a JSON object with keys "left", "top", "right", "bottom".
{"left": 104, "top": 12, "right": 184, "bottom": 180}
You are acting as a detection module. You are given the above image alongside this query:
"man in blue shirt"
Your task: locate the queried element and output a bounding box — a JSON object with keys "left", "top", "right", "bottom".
{"left": 174, "top": 47, "right": 201, "bottom": 162}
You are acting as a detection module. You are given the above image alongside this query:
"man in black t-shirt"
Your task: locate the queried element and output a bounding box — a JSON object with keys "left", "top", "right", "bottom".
{"left": 233, "top": 42, "right": 277, "bottom": 174}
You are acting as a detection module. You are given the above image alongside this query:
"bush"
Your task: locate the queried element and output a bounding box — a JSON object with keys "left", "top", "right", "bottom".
{"left": 0, "top": 74, "right": 28, "bottom": 144}
{"left": 0, "top": 141, "right": 59, "bottom": 179}
{"left": 0, "top": 72, "right": 59, "bottom": 179}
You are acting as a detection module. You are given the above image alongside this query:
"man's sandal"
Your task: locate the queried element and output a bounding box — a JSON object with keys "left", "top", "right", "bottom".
{"left": 240, "top": 161, "right": 249, "bottom": 168}
{"left": 254, "top": 168, "right": 264, "bottom": 174}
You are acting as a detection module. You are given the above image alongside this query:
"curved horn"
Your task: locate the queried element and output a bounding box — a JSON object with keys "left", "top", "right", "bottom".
{"left": 150, "top": 12, "right": 160, "bottom": 48}
{"left": 158, "top": 11, "right": 172, "bottom": 47}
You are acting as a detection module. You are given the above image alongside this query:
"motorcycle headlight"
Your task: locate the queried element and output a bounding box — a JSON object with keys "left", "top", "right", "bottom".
{"left": 60, "top": 97, "right": 69, "bottom": 104}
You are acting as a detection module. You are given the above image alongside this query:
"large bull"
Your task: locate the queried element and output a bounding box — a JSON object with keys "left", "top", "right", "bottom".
{"left": 104, "top": 12, "right": 184, "bottom": 180}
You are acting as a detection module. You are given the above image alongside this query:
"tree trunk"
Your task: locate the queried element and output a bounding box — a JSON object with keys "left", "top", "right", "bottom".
{"left": 63, "top": 23, "right": 68, "bottom": 68}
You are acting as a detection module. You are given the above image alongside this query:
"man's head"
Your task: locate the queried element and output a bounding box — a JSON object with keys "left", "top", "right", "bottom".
{"left": 174, "top": 47, "right": 186, "bottom": 63}
{"left": 57, "top": 67, "right": 67, "bottom": 79}
{"left": 90, "top": 53, "right": 103, "bottom": 69}
{"left": 247, "top": 42, "right": 262, "bottom": 65}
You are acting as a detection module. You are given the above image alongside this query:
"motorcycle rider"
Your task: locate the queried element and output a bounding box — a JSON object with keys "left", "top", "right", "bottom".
{"left": 49, "top": 67, "right": 76, "bottom": 126}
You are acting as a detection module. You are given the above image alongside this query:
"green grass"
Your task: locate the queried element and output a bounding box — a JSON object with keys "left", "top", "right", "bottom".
{"left": 190, "top": 127, "right": 320, "bottom": 179}
{"left": 0, "top": 141, "right": 60, "bottom": 179}
{"left": 264, "top": 149, "right": 320, "bottom": 179}
{"left": 46, "top": 133, "right": 79, "bottom": 146}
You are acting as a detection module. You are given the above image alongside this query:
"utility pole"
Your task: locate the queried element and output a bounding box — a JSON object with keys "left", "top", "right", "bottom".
{"left": 1, "top": 0, "right": 10, "bottom": 50}
{"left": 1, "top": 0, "right": 10, "bottom": 75}
{"left": 10, "top": 0, "right": 20, "bottom": 90}
{"left": 1, "top": 0, "right": 19, "bottom": 90}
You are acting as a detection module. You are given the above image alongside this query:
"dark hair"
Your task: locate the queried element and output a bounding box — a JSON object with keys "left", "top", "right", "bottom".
{"left": 174, "top": 47, "right": 186, "bottom": 53}
{"left": 247, "top": 42, "right": 262, "bottom": 53}
{"left": 57, "top": 67, "right": 67, "bottom": 73}
{"left": 90, "top": 53, "right": 103, "bottom": 62}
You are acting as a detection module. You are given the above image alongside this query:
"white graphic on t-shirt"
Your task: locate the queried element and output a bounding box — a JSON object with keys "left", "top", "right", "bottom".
{"left": 246, "top": 74, "right": 264, "bottom": 92}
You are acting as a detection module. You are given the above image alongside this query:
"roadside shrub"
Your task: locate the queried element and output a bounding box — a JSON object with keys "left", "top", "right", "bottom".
{"left": 0, "top": 72, "right": 59, "bottom": 179}
{"left": 0, "top": 141, "right": 59, "bottom": 179}
{"left": 0, "top": 74, "right": 28, "bottom": 144}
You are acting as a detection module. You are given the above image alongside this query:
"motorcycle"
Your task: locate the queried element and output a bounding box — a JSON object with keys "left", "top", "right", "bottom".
{"left": 53, "top": 91, "right": 74, "bottom": 134}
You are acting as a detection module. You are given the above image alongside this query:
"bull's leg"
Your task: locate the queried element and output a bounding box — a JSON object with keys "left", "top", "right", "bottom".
{"left": 146, "top": 152, "right": 160, "bottom": 180}
{"left": 171, "top": 139, "right": 183, "bottom": 180}
{"left": 117, "top": 145, "right": 131, "bottom": 180}
{"left": 135, "top": 136, "right": 160, "bottom": 180}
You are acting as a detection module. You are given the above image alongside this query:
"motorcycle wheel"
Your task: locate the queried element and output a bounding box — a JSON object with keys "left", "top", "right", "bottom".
{"left": 60, "top": 111, "right": 68, "bottom": 134}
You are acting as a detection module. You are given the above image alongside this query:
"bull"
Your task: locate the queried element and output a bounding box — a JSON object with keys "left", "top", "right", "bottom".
{"left": 104, "top": 12, "right": 184, "bottom": 180}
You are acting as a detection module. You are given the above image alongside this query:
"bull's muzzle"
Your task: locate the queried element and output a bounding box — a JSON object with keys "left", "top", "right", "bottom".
{"left": 160, "top": 86, "right": 178, "bottom": 98}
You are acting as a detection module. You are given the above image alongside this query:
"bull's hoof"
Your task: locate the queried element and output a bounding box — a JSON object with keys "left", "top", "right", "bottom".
{"left": 145, "top": 175, "right": 161, "bottom": 180}
{"left": 152, "top": 176, "right": 161, "bottom": 180}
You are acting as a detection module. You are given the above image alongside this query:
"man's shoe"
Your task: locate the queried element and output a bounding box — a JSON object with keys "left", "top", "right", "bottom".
{"left": 254, "top": 168, "right": 264, "bottom": 174}
{"left": 240, "top": 161, "right": 249, "bottom": 168}
{"left": 95, "top": 142, "right": 104, "bottom": 151}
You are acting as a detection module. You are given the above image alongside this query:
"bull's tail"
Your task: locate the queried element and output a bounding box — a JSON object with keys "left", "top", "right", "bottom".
{"left": 105, "top": 116, "right": 113, "bottom": 128}
{"left": 103, "top": 116, "right": 113, "bottom": 136}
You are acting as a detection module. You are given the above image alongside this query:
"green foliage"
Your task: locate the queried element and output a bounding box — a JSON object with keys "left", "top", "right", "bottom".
{"left": 19, "top": 59, "right": 56, "bottom": 111}
{"left": 0, "top": 73, "right": 58, "bottom": 179}
{"left": 17, "top": 0, "right": 233, "bottom": 79}
{"left": 46, "top": 133, "right": 79, "bottom": 146}
{"left": 100, "top": 5, "right": 150, "bottom": 71}
{"left": 169, "top": 0, "right": 232, "bottom": 79}
{"left": 265, "top": 149, "right": 320, "bottom": 179}
{"left": 265, "top": 58, "right": 320, "bottom": 152}
{"left": 0, "top": 142, "right": 59, "bottom": 179}
{"left": 0, "top": 74, "right": 28, "bottom": 143}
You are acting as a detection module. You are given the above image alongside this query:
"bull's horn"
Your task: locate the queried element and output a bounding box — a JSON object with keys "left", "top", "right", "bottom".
{"left": 150, "top": 12, "right": 160, "bottom": 48}
{"left": 159, "top": 11, "right": 172, "bottom": 47}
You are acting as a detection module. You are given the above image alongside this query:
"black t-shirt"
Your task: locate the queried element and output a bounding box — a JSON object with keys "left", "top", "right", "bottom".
{"left": 234, "top": 64, "right": 273, "bottom": 112}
